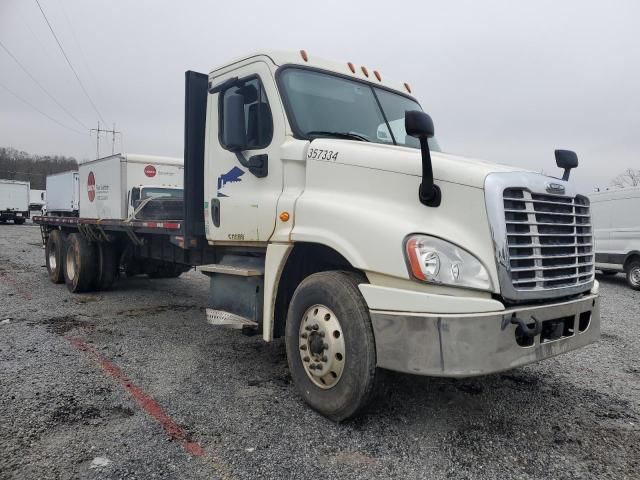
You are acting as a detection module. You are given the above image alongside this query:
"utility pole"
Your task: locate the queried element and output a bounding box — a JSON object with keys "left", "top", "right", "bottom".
{"left": 90, "top": 121, "right": 121, "bottom": 158}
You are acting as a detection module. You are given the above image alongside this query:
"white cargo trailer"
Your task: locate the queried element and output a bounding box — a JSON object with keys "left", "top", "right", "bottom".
{"left": 45, "top": 171, "right": 80, "bottom": 216}
{"left": 0, "top": 179, "right": 30, "bottom": 224}
{"left": 78, "top": 154, "right": 183, "bottom": 219}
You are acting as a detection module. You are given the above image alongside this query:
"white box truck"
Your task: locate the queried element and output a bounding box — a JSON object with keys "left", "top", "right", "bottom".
{"left": 78, "top": 154, "right": 183, "bottom": 220}
{"left": 590, "top": 186, "right": 640, "bottom": 289}
{"left": 0, "top": 179, "right": 30, "bottom": 224}
{"left": 35, "top": 51, "right": 600, "bottom": 421}
{"left": 29, "top": 189, "right": 46, "bottom": 212}
{"left": 45, "top": 171, "right": 80, "bottom": 216}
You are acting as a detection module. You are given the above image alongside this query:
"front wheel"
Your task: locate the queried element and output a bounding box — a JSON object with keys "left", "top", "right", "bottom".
{"left": 626, "top": 261, "right": 640, "bottom": 291}
{"left": 285, "top": 271, "right": 379, "bottom": 422}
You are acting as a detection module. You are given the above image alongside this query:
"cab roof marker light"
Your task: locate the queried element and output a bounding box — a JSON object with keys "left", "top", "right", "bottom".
{"left": 374, "top": 70, "right": 382, "bottom": 81}
{"left": 300, "top": 50, "right": 309, "bottom": 62}
{"left": 347, "top": 62, "right": 356, "bottom": 73}
{"left": 404, "top": 82, "right": 412, "bottom": 93}
{"left": 361, "top": 66, "right": 369, "bottom": 78}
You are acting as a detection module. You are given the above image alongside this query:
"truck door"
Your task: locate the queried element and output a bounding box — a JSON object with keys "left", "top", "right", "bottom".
{"left": 205, "top": 61, "right": 284, "bottom": 242}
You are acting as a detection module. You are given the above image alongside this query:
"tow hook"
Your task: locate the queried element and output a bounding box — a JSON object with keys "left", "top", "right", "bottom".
{"left": 509, "top": 313, "right": 542, "bottom": 338}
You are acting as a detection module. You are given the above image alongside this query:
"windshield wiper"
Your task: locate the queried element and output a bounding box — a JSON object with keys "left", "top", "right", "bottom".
{"left": 306, "top": 131, "right": 370, "bottom": 142}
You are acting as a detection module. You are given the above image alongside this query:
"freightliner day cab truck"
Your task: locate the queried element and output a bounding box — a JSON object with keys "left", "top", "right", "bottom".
{"left": 35, "top": 51, "right": 600, "bottom": 421}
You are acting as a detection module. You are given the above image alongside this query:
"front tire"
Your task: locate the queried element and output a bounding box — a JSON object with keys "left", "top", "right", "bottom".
{"left": 626, "top": 261, "right": 640, "bottom": 291}
{"left": 64, "top": 233, "right": 97, "bottom": 293}
{"left": 45, "top": 230, "right": 66, "bottom": 283}
{"left": 285, "top": 271, "right": 378, "bottom": 422}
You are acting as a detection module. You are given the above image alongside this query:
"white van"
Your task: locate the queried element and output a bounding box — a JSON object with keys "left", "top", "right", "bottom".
{"left": 590, "top": 186, "right": 640, "bottom": 289}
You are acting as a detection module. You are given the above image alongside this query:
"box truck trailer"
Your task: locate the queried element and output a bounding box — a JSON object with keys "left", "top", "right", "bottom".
{"left": 78, "top": 154, "right": 183, "bottom": 220}
{"left": 35, "top": 50, "right": 600, "bottom": 420}
{"left": 590, "top": 186, "right": 640, "bottom": 289}
{"left": 1, "top": 179, "right": 30, "bottom": 224}
{"left": 45, "top": 171, "right": 80, "bottom": 216}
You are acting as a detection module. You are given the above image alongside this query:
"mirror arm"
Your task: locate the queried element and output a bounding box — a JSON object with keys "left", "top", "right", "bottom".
{"left": 562, "top": 168, "right": 571, "bottom": 181}
{"left": 418, "top": 138, "right": 441, "bottom": 207}
{"left": 234, "top": 151, "right": 268, "bottom": 178}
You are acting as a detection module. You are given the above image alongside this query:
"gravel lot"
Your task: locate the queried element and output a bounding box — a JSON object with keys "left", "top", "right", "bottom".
{"left": 1, "top": 224, "right": 639, "bottom": 479}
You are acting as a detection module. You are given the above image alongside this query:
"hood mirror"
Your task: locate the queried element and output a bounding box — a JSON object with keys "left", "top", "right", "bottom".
{"left": 405, "top": 110, "right": 440, "bottom": 207}
{"left": 555, "top": 149, "right": 578, "bottom": 181}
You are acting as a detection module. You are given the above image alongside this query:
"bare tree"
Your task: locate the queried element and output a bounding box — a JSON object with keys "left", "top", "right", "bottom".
{"left": 611, "top": 168, "right": 640, "bottom": 188}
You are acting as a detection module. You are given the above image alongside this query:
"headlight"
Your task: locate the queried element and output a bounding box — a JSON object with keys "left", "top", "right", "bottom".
{"left": 404, "top": 235, "right": 492, "bottom": 291}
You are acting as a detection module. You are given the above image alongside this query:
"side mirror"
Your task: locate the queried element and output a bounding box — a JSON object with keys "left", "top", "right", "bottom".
{"left": 223, "top": 93, "right": 247, "bottom": 152}
{"left": 555, "top": 149, "right": 578, "bottom": 181}
{"left": 405, "top": 110, "right": 440, "bottom": 207}
{"left": 406, "top": 110, "right": 434, "bottom": 139}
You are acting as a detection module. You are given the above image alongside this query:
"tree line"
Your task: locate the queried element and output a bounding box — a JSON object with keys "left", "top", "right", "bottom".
{"left": 0, "top": 147, "right": 78, "bottom": 190}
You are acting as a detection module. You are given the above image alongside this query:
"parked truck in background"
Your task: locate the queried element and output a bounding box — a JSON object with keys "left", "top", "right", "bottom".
{"left": 590, "top": 186, "right": 640, "bottom": 289}
{"left": 78, "top": 154, "right": 183, "bottom": 220}
{"left": 45, "top": 171, "right": 80, "bottom": 217}
{"left": 29, "top": 189, "right": 46, "bottom": 213}
{"left": 1, "top": 179, "right": 30, "bottom": 224}
{"left": 35, "top": 50, "right": 600, "bottom": 421}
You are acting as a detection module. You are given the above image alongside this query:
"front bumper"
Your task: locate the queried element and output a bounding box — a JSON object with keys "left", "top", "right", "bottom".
{"left": 371, "top": 293, "right": 600, "bottom": 377}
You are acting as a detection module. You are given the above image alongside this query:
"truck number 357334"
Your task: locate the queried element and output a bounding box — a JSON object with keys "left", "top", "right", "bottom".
{"left": 307, "top": 148, "right": 339, "bottom": 161}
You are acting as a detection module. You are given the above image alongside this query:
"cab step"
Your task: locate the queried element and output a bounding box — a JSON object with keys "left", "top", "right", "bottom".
{"left": 198, "top": 264, "right": 263, "bottom": 276}
{"left": 205, "top": 308, "right": 258, "bottom": 329}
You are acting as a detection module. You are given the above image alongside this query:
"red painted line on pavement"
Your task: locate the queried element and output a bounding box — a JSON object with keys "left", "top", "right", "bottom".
{"left": 65, "top": 336, "right": 205, "bottom": 457}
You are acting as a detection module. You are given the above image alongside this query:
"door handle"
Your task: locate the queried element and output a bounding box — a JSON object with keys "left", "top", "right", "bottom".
{"left": 211, "top": 198, "right": 220, "bottom": 227}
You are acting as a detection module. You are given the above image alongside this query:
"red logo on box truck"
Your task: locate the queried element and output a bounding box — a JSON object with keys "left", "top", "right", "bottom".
{"left": 87, "top": 171, "right": 96, "bottom": 202}
{"left": 144, "top": 165, "right": 157, "bottom": 177}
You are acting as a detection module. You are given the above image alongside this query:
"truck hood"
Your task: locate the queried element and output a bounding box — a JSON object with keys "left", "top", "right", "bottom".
{"left": 308, "top": 139, "right": 528, "bottom": 189}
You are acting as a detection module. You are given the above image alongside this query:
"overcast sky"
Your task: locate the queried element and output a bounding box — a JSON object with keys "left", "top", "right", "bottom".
{"left": 0, "top": 0, "right": 638, "bottom": 192}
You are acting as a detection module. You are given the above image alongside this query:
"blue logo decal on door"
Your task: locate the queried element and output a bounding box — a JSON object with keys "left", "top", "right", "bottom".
{"left": 217, "top": 166, "right": 245, "bottom": 197}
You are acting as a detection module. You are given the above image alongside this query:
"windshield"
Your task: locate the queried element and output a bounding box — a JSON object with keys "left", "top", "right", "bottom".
{"left": 278, "top": 68, "right": 441, "bottom": 151}
{"left": 140, "top": 188, "right": 183, "bottom": 200}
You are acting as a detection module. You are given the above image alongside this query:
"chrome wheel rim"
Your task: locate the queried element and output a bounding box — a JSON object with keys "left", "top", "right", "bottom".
{"left": 48, "top": 248, "right": 57, "bottom": 270}
{"left": 631, "top": 267, "right": 640, "bottom": 287}
{"left": 65, "top": 251, "right": 76, "bottom": 281}
{"left": 298, "top": 304, "right": 345, "bottom": 389}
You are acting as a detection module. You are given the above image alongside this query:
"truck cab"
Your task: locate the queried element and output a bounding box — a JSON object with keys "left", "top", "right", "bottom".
{"left": 188, "top": 50, "right": 600, "bottom": 419}
{"left": 128, "top": 185, "right": 184, "bottom": 218}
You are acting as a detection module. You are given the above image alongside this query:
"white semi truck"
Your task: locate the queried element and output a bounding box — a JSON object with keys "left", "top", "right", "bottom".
{"left": 0, "top": 179, "right": 30, "bottom": 224}
{"left": 35, "top": 51, "right": 600, "bottom": 421}
{"left": 46, "top": 171, "right": 80, "bottom": 216}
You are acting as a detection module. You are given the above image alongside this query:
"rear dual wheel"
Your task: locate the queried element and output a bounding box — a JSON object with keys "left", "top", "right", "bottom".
{"left": 64, "top": 233, "right": 97, "bottom": 293}
{"left": 46, "top": 230, "right": 66, "bottom": 283}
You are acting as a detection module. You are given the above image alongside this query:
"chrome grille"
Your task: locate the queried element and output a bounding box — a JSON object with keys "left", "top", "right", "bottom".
{"left": 503, "top": 188, "right": 594, "bottom": 292}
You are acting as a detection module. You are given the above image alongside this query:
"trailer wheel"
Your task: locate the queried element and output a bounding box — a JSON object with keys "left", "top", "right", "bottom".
{"left": 64, "top": 233, "right": 97, "bottom": 293}
{"left": 45, "top": 230, "right": 66, "bottom": 284}
{"left": 14, "top": 218, "right": 25, "bottom": 225}
{"left": 626, "top": 261, "right": 640, "bottom": 291}
{"left": 95, "top": 242, "right": 119, "bottom": 291}
{"left": 285, "top": 271, "right": 379, "bottom": 422}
